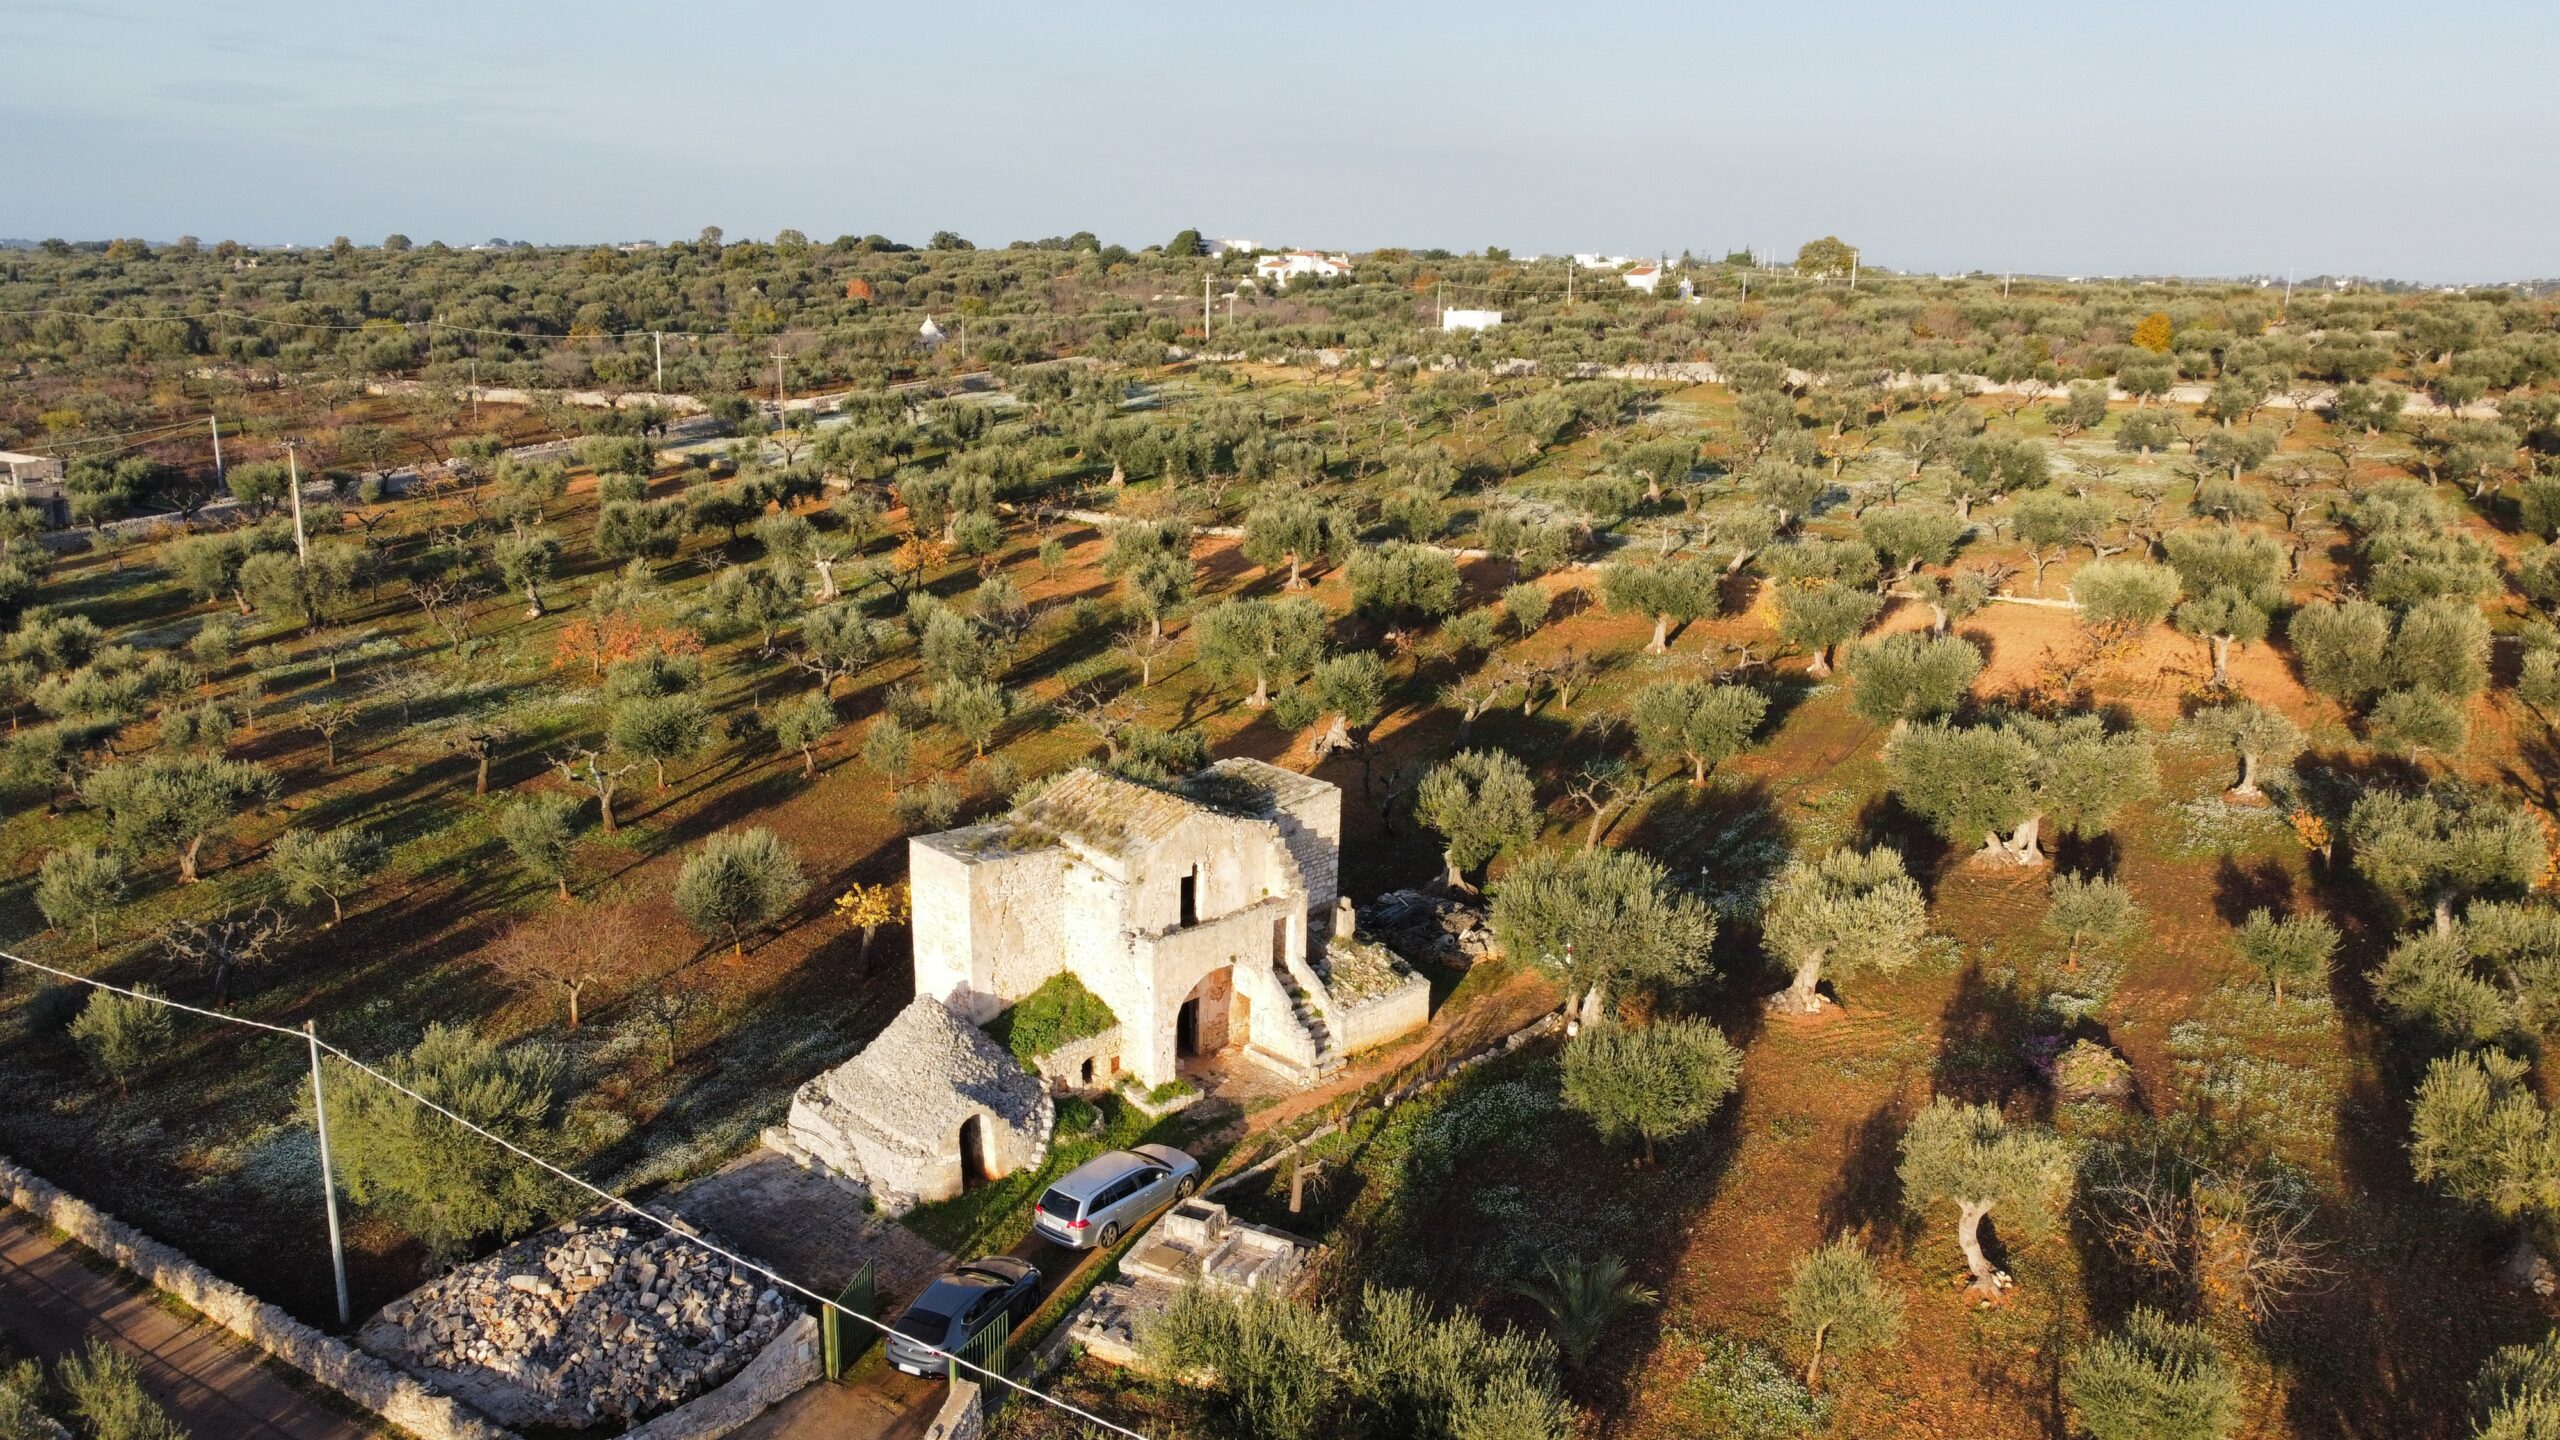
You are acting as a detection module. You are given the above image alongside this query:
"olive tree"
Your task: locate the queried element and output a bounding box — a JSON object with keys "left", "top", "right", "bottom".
{"left": 1776, "top": 584, "right": 1884, "bottom": 676}
{"left": 2072, "top": 560, "right": 2182, "bottom": 635}
{"left": 1885, "top": 713, "right": 2157, "bottom": 866}
{"left": 1762, "top": 845, "right": 1929, "bottom": 1014}
{"left": 1628, "top": 679, "right": 1766, "bottom": 786}
{"left": 2347, "top": 787, "right": 2545, "bottom": 935}
{"left": 1897, "top": 1097, "right": 2074, "bottom": 1296}
{"left": 2235, "top": 908, "right": 2338, "bottom": 1004}
{"left": 1844, "top": 632, "right": 1980, "bottom": 730}
{"left": 35, "top": 843, "right": 126, "bottom": 948}
{"left": 674, "top": 827, "right": 809, "bottom": 956}
{"left": 1559, "top": 1018, "right": 1742, "bottom": 1164}
{"left": 81, "top": 755, "right": 279, "bottom": 884}
{"left": 69, "top": 986, "right": 173, "bottom": 1097}
{"left": 268, "top": 825, "right": 388, "bottom": 926}
{"left": 1414, "top": 749, "right": 1538, "bottom": 891}
{"left": 772, "top": 690, "right": 837, "bottom": 777}
{"left": 2369, "top": 902, "right": 2560, "bottom": 1047}
{"left": 325, "top": 1023, "right": 565, "bottom": 1264}
{"left": 609, "top": 692, "right": 711, "bottom": 790}
{"left": 499, "top": 792, "right": 581, "bottom": 899}
{"left": 2188, "top": 701, "right": 2303, "bottom": 799}
{"left": 1241, "top": 496, "right": 1351, "bottom": 589}
{"left": 1489, "top": 845, "right": 1716, "bottom": 1023}
{"left": 2044, "top": 873, "right": 2139, "bottom": 968}
{"left": 1194, "top": 597, "right": 1327, "bottom": 708}
{"left": 1601, "top": 558, "right": 1721, "bottom": 654}
{"left": 1782, "top": 1238, "right": 1904, "bottom": 1391}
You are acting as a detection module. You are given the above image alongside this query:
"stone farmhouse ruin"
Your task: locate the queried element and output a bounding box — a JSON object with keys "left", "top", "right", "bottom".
{"left": 775, "top": 759, "right": 1430, "bottom": 1213}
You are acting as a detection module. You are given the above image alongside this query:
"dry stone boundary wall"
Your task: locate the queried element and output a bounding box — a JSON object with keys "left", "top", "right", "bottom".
{"left": 0, "top": 1153, "right": 518, "bottom": 1440}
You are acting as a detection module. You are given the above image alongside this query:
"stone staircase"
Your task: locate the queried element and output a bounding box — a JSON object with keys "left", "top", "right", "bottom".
{"left": 1277, "top": 964, "right": 1345, "bottom": 1077}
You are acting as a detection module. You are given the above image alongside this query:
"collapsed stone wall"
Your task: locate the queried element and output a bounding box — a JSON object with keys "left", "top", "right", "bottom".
{"left": 360, "top": 1214, "right": 789, "bottom": 1431}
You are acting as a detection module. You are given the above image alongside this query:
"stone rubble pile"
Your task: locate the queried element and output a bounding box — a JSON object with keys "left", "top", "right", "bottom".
{"left": 1359, "top": 889, "right": 1497, "bottom": 967}
{"left": 361, "top": 1215, "right": 791, "bottom": 1430}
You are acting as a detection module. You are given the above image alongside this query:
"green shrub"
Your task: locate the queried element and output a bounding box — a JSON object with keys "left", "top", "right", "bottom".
{"left": 990, "top": 972, "right": 1118, "bottom": 1062}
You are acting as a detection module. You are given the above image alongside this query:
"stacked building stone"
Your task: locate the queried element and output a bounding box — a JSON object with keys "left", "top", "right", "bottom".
{"left": 361, "top": 1216, "right": 790, "bottom": 1430}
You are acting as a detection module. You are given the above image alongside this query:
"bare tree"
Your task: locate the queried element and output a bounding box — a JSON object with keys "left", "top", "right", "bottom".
{"left": 551, "top": 745, "right": 642, "bottom": 834}
{"left": 2085, "top": 1150, "right": 2333, "bottom": 1325}
{"left": 483, "top": 900, "right": 647, "bottom": 1028}
{"left": 162, "top": 906, "right": 293, "bottom": 1007}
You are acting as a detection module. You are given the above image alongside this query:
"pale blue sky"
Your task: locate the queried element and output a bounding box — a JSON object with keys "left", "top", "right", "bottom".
{"left": 5, "top": 0, "right": 2554, "bottom": 280}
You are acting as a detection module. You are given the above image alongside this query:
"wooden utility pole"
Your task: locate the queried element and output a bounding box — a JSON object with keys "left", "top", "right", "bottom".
{"left": 1204, "top": 272, "right": 1212, "bottom": 339}
{"left": 208, "top": 414, "right": 224, "bottom": 483}
{"left": 654, "top": 330, "right": 665, "bottom": 390}
{"left": 771, "top": 346, "right": 787, "bottom": 411}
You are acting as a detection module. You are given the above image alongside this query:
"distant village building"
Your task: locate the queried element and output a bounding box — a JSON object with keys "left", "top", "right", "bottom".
{"left": 1622, "top": 264, "right": 1663, "bottom": 293}
{"left": 916, "top": 315, "right": 948, "bottom": 350}
{"left": 0, "top": 451, "right": 67, "bottom": 526}
{"left": 1574, "top": 253, "right": 1642, "bottom": 271}
{"left": 1205, "top": 237, "right": 1260, "bottom": 258}
{"left": 1254, "top": 251, "right": 1353, "bottom": 286}
{"left": 1441, "top": 308, "right": 1503, "bottom": 332}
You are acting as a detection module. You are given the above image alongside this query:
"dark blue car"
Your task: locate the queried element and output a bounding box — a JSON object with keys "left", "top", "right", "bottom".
{"left": 883, "top": 1256, "right": 1041, "bottom": 1376}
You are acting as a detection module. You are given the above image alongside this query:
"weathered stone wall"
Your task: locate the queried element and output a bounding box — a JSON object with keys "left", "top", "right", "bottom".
{"left": 0, "top": 1154, "right": 517, "bottom": 1440}
{"left": 910, "top": 835, "right": 1070, "bottom": 1023}
{"left": 924, "top": 1379, "right": 984, "bottom": 1440}
{"left": 618, "top": 1314, "right": 819, "bottom": 1440}
{"left": 1026, "top": 1024, "right": 1126, "bottom": 1093}
{"left": 1333, "top": 972, "right": 1432, "bottom": 1056}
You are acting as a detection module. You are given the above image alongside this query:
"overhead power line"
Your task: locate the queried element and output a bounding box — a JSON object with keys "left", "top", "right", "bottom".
{"left": 0, "top": 946, "right": 1148, "bottom": 1440}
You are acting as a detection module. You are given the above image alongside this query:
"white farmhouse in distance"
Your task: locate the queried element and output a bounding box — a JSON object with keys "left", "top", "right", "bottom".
{"left": 916, "top": 315, "right": 948, "bottom": 350}
{"left": 1442, "top": 308, "right": 1503, "bottom": 332}
{"left": 1622, "top": 264, "right": 1664, "bottom": 293}
{"left": 1574, "top": 253, "right": 1642, "bottom": 270}
{"left": 1255, "top": 251, "right": 1353, "bottom": 286}
{"left": 1205, "top": 237, "right": 1259, "bottom": 258}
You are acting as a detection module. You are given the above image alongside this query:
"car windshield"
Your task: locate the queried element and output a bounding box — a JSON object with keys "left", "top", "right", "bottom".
{"left": 1038, "top": 1189, "right": 1080, "bottom": 1218}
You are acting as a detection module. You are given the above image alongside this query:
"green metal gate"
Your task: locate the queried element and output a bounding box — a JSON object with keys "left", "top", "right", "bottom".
{"left": 820, "top": 1260, "right": 877, "bottom": 1381}
{"left": 950, "top": 1309, "right": 1010, "bottom": 1391}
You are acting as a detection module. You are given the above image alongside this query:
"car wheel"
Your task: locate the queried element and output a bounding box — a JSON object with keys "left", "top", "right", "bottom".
{"left": 1098, "top": 1222, "right": 1122, "bottom": 1247}
{"left": 1175, "top": 1175, "right": 1197, "bottom": 1199}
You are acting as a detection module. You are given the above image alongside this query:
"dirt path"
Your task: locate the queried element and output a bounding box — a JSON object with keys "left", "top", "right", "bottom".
{"left": 0, "top": 1209, "right": 380, "bottom": 1439}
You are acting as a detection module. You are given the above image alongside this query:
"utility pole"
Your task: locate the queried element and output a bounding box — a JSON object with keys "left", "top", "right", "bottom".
{"left": 2282, "top": 270, "right": 2294, "bottom": 317}
{"left": 771, "top": 346, "right": 787, "bottom": 412}
{"left": 305, "top": 1021, "right": 351, "bottom": 1329}
{"left": 1203, "top": 272, "right": 1212, "bottom": 340}
{"left": 654, "top": 331, "right": 665, "bottom": 391}
{"left": 1566, "top": 259, "right": 1574, "bottom": 306}
{"left": 469, "top": 358, "right": 479, "bottom": 422}
{"left": 1849, "top": 249, "right": 1859, "bottom": 291}
{"left": 2003, "top": 271, "right": 2012, "bottom": 299}
{"left": 208, "top": 414, "right": 224, "bottom": 483}
{"left": 282, "top": 438, "right": 308, "bottom": 561}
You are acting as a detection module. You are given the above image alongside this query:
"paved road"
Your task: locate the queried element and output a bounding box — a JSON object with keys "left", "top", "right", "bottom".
{"left": 0, "top": 1210, "right": 378, "bottom": 1440}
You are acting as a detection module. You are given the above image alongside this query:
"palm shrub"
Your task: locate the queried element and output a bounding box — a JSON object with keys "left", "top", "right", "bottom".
{"left": 1510, "top": 1253, "right": 1656, "bottom": 1369}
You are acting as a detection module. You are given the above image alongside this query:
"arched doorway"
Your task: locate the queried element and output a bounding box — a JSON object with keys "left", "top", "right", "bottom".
{"left": 1175, "top": 967, "right": 1235, "bottom": 1059}
{"left": 958, "top": 1114, "right": 990, "bottom": 1190}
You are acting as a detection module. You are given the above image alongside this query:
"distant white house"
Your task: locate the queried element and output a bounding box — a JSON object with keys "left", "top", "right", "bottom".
{"left": 1206, "top": 237, "right": 1259, "bottom": 258}
{"left": 1255, "top": 251, "right": 1353, "bottom": 286}
{"left": 1574, "top": 253, "right": 1643, "bottom": 271}
{"left": 1622, "top": 264, "right": 1663, "bottom": 293}
{"left": 1441, "top": 308, "right": 1503, "bottom": 332}
{"left": 916, "top": 315, "right": 948, "bottom": 350}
